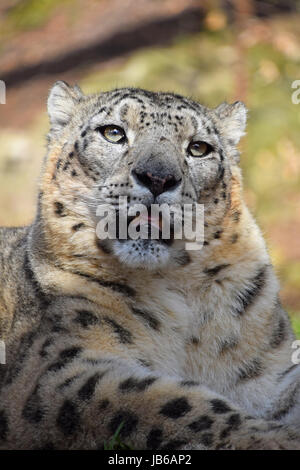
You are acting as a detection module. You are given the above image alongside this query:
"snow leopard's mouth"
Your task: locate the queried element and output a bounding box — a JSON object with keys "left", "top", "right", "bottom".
{"left": 115, "top": 207, "right": 174, "bottom": 246}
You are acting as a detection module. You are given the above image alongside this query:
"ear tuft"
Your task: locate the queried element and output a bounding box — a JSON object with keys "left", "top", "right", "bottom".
{"left": 47, "top": 81, "right": 83, "bottom": 133}
{"left": 214, "top": 101, "right": 247, "bottom": 145}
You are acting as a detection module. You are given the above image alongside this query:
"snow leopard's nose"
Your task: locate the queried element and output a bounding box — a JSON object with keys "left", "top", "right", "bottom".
{"left": 131, "top": 139, "right": 182, "bottom": 196}
{"left": 132, "top": 169, "right": 181, "bottom": 196}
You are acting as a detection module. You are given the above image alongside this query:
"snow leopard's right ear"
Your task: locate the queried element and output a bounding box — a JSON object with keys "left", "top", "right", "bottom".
{"left": 47, "top": 81, "right": 83, "bottom": 134}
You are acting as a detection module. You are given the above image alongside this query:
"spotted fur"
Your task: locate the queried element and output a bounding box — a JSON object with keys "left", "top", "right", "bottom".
{"left": 0, "top": 82, "right": 299, "bottom": 449}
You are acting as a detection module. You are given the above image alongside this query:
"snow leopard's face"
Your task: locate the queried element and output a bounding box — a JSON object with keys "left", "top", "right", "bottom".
{"left": 47, "top": 83, "right": 247, "bottom": 270}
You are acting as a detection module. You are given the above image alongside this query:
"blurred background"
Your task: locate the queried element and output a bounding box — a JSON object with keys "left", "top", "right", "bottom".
{"left": 0, "top": 0, "right": 299, "bottom": 336}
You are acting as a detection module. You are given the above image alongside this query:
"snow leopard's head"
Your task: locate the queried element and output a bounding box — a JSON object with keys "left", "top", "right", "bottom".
{"left": 45, "top": 82, "right": 247, "bottom": 270}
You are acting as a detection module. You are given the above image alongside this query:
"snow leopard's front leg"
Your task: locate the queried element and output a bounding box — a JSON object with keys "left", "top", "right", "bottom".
{"left": 2, "top": 351, "right": 299, "bottom": 450}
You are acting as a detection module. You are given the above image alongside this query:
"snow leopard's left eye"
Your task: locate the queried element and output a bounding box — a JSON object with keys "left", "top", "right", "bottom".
{"left": 97, "top": 125, "right": 126, "bottom": 144}
{"left": 188, "top": 141, "right": 213, "bottom": 157}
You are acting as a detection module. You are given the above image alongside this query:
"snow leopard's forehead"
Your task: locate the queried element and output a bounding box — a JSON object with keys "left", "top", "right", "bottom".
{"left": 87, "top": 88, "right": 215, "bottom": 135}
{"left": 48, "top": 82, "right": 246, "bottom": 156}
{"left": 96, "top": 88, "right": 207, "bottom": 114}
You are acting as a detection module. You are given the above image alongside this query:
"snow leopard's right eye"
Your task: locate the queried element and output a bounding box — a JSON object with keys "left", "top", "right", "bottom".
{"left": 97, "top": 125, "right": 126, "bottom": 144}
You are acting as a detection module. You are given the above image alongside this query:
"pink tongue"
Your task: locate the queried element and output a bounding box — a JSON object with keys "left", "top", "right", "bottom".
{"left": 131, "top": 213, "right": 160, "bottom": 230}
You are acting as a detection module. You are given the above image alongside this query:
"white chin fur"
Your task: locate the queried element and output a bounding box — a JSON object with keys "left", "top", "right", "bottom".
{"left": 113, "top": 239, "right": 171, "bottom": 269}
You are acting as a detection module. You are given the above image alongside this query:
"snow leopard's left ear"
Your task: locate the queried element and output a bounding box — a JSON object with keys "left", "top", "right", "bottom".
{"left": 213, "top": 101, "right": 247, "bottom": 145}
{"left": 47, "top": 81, "right": 84, "bottom": 134}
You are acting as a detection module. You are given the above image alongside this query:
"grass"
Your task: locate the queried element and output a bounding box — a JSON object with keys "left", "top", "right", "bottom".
{"left": 103, "top": 422, "right": 133, "bottom": 450}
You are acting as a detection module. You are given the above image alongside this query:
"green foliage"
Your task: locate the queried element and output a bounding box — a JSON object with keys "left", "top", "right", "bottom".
{"left": 103, "top": 422, "right": 133, "bottom": 450}
{"left": 2, "top": 0, "right": 71, "bottom": 34}
{"left": 291, "top": 317, "right": 300, "bottom": 339}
